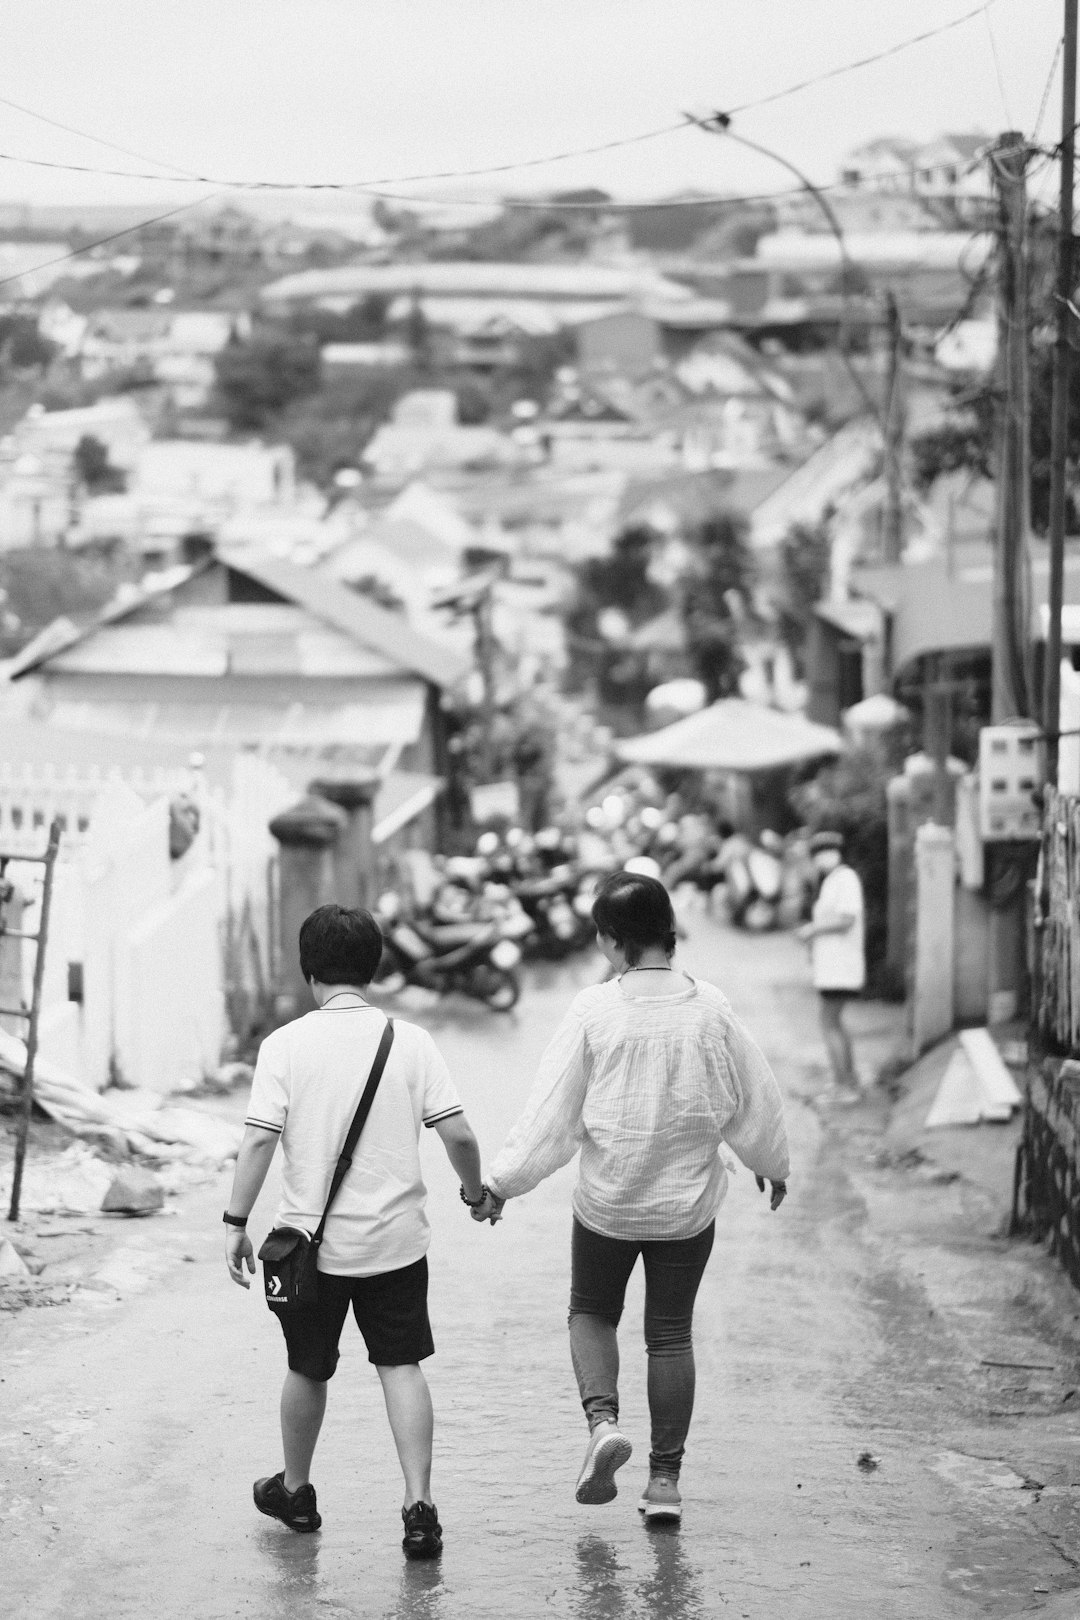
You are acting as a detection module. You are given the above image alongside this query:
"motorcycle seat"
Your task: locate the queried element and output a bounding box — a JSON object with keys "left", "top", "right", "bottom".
{"left": 416, "top": 921, "right": 492, "bottom": 948}
{"left": 517, "top": 875, "right": 565, "bottom": 898}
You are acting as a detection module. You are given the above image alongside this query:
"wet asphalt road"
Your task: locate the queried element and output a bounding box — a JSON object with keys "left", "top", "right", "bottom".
{"left": 4, "top": 914, "right": 1080, "bottom": 1619}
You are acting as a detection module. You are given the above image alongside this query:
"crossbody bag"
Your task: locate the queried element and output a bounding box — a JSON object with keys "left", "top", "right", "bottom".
{"left": 258, "top": 1017, "right": 395, "bottom": 1314}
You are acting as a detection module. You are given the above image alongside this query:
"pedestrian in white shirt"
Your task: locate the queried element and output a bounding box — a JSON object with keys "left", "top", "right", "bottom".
{"left": 797, "top": 831, "right": 866, "bottom": 1098}
{"left": 223, "top": 904, "right": 488, "bottom": 1561}
{"left": 471, "top": 871, "right": 789, "bottom": 1523}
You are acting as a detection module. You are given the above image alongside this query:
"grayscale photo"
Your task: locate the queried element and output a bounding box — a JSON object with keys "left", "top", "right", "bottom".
{"left": 0, "top": 2, "right": 1075, "bottom": 1615}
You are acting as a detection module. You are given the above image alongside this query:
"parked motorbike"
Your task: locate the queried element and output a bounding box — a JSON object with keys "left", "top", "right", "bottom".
{"left": 371, "top": 892, "right": 524, "bottom": 1010}
{"left": 515, "top": 863, "right": 596, "bottom": 958}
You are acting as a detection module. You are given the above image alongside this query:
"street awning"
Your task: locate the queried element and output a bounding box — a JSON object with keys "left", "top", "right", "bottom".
{"left": 615, "top": 699, "right": 843, "bottom": 773}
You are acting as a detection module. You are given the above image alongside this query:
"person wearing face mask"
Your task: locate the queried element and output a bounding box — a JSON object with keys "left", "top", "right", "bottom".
{"left": 796, "top": 831, "right": 865, "bottom": 1099}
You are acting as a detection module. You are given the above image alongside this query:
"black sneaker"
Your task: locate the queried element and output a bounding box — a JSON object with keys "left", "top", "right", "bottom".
{"left": 401, "top": 1499, "right": 442, "bottom": 1559}
{"left": 253, "top": 1471, "right": 322, "bottom": 1533}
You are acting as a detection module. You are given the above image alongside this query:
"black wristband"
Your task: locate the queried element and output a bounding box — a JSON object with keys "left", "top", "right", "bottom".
{"left": 223, "top": 1211, "right": 247, "bottom": 1227}
{"left": 459, "top": 1183, "right": 489, "bottom": 1209}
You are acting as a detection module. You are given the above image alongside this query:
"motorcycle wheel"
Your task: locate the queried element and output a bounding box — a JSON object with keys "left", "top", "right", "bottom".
{"left": 470, "top": 963, "right": 521, "bottom": 1011}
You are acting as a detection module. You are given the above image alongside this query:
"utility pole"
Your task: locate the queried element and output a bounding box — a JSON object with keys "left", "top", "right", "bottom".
{"left": 1043, "top": 0, "right": 1078, "bottom": 787}
{"left": 881, "top": 290, "right": 906, "bottom": 565}
{"left": 987, "top": 133, "right": 1036, "bottom": 1028}
{"left": 990, "top": 131, "right": 1035, "bottom": 724}
{"left": 432, "top": 571, "right": 499, "bottom": 779}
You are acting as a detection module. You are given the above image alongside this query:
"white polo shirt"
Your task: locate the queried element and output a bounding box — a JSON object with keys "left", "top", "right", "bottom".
{"left": 246, "top": 1008, "right": 463, "bottom": 1277}
{"left": 810, "top": 864, "right": 866, "bottom": 992}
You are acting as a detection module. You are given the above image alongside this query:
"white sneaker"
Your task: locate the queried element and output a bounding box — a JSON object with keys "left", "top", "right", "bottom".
{"left": 638, "top": 1473, "right": 682, "bottom": 1523}
{"left": 575, "top": 1424, "right": 633, "bottom": 1504}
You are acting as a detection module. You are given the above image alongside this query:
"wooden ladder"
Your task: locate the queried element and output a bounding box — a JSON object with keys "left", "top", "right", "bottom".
{"left": 3, "top": 818, "right": 63, "bottom": 1223}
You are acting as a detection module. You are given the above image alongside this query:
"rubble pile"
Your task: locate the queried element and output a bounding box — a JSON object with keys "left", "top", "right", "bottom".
{"left": 0, "top": 1028, "right": 243, "bottom": 1167}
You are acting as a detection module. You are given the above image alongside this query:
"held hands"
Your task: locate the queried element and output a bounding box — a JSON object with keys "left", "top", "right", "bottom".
{"left": 470, "top": 1188, "right": 505, "bottom": 1225}
{"left": 226, "top": 1227, "right": 256, "bottom": 1287}
{"left": 756, "top": 1175, "right": 788, "bottom": 1211}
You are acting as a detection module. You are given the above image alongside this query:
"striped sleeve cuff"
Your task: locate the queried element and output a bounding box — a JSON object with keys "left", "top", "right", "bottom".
{"left": 244, "top": 1117, "right": 283, "bottom": 1134}
{"left": 423, "top": 1105, "right": 464, "bottom": 1129}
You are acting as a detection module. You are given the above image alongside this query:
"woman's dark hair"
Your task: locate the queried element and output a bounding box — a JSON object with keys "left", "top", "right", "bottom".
{"left": 299, "top": 904, "right": 383, "bottom": 987}
{"left": 591, "top": 871, "right": 677, "bottom": 965}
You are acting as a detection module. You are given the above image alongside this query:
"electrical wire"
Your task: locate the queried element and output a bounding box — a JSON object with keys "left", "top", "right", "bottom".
{"left": 0, "top": 3, "right": 1005, "bottom": 198}
{"left": 687, "top": 114, "right": 886, "bottom": 427}
{"left": 724, "top": 0, "right": 1002, "bottom": 117}
{"left": 0, "top": 191, "right": 222, "bottom": 295}
{"left": 0, "top": 120, "right": 694, "bottom": 193}
{"left": 982, "top": 5, "right": 1014, "bottom": 128}
{"left": 0, "top": 93, "right": 203, "bottom": 182}
{"left": 0, "top": 142, "right": 890, "bottom": 212}
{"left": 1033, "top": 38, "right": 1065, "bottom": 145}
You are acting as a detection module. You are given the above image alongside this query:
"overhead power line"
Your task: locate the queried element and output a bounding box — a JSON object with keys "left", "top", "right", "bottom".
{"left": 1033, "top": 37, "right": 1065, "bottom": 142}
{"left": 0, "top": 2, "right": 1003, "bottom": 197}
{"left": 0, "top": 192, "right": 222, "bottom": 294}
{"left": 724, "top": 0, "right": 1003, "bottom": 117}
{"left": 982, "top": 4, "right": 1014, "bottom": 127}
{"left": 0, "top": 92, "right": 203, "bottom": 181}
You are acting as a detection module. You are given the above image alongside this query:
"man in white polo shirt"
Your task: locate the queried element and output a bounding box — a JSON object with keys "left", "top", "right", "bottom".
{"left": 223, "top": 904, "right": 488, "bottom": 1560}
{"left": 798, "top": 831, "right": 866, "bottom": 1098}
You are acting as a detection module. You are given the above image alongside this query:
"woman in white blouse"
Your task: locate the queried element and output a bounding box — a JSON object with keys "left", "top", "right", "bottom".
{"left": 475, "top": 871, "right": 789, "bottom": 1523}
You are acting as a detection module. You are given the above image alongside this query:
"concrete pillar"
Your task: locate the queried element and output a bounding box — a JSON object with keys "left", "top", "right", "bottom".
{"left": 268, "top": 793, "right": 347, "bottom": 1020}
{"left": 885, "top": 774, "right": 912, "bottom": 993}
{"left": 308, "top": 771, "right": 380, "bottom": 909}
{"left": 911, "top": 822, "right": 956, "bottom": 1054}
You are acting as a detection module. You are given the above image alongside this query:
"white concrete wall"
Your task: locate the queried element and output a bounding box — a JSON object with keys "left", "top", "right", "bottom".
{"left": 115, "top": 864, "right": 225, "bottom": 1093}
{"left": 30, "top": 782, "right": 226, "bottom": 1093}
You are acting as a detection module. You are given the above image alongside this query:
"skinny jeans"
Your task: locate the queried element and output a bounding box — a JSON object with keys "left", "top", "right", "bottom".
{"left": 568, "top": 1216, "right": 715, "bottom": 1478}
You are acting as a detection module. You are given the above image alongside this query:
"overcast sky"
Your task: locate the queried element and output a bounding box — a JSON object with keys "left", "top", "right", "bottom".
{"left": 0, "top": 0, "right": 1065, "bottom": 215}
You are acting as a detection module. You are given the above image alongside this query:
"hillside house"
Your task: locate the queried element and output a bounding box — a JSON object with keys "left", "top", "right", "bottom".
{"left": 910, "top": 134, "right": 992, "bottom": 224}
{"left": 8, "top": 551, "right": 470, "bottom": 802}
{"left": 0, "top": 398, "right": 153, "bottom": 549}
{"left": 362, "top": 390, "right": 523, "bottom": 480}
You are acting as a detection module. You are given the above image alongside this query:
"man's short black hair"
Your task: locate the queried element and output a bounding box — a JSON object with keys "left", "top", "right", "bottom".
{"left": 591, "top": 871, "right": 677, "bottom": 966}
{"left": 298, "top": 904, "right": 383, "bottom": 987}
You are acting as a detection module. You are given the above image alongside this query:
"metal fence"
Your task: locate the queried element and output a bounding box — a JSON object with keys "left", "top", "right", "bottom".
{"left": 1019, "top": 788, "right": 1080, "bottom": 1278}
{"left": 1035, "top": 787, "right": 1080, "bottom": 1050}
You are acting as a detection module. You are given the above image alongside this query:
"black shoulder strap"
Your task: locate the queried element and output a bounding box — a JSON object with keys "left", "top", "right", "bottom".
{"left": 312, "top": 1017, "right": 395, "bottom": 1247}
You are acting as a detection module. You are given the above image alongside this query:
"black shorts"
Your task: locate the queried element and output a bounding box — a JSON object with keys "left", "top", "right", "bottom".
{"left": 276, "top": 1256, "right": 434, "bottom": 1382}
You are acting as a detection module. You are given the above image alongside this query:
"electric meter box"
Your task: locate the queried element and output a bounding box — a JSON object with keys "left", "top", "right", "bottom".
{"left": 977, "top": 724, "right": 1044, "bottom": 841}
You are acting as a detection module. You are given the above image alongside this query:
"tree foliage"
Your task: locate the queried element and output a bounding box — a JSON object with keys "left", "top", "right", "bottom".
{"left": 0, "top": 315, "right": 55, "bottom": 372}
{"left": 274, "top": 366, "right": 417, "bottom": 486}
{"left": 910, "top": 323, "right": 1080, "bottom": 534}
{"left": 563, "top": 525, "right": 667, "bottom": 712}
{"left": 73, "top": 434, "right": 126, "bottom": 494}
{"left": 776, "top": 518, "right": 833, "bottom": 668}
{"left": 214, "top": 329, "right": 321, "bottom": 431}
{"left": 288, "top": 295, "right": 391, "bottom": 346}
{"left": 675, "top": 513, "right": 754, "bottom": 701}
{"left": 0, "top": 547, "right": 133, "bottom": 657}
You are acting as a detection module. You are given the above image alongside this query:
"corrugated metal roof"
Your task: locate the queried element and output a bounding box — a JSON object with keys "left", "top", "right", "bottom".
{"left": 227, "top": 551, "right": 469, "bottom": 689}
{"left": 11, "top": 553, "right": 469, "bottom": 690}
{"left": 45, "top": 684, "right": 425, "bottom": 751}
{"left": 42, "top": 611, "right": 400, "bottom": 679}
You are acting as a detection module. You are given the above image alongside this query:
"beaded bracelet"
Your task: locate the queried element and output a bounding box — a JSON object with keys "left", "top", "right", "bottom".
{"left": 459, "top": 1183, "right": 490, "bottom": 1209}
